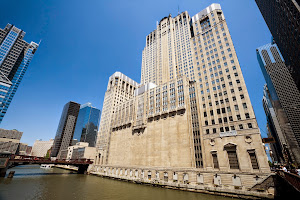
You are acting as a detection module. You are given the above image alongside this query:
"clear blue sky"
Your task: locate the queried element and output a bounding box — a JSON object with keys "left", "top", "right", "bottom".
{"left": 0, "top": 0, "right": 271, "bottom": 146}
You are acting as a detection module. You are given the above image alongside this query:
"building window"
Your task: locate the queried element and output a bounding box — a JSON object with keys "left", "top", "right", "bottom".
{"left": 234, "top": 105, "right": 239, "bottom": 111}
{"left": 227, "top": 106, "right": 231, "bottom": 112}
{"left": 212, "top": 152, "right": 219, "bottom": 169}
{"left": 248, "top": 150, "right": 259, "bottom": 169}
{"left": 225, "top": 144, "right": 239, "bottom": 169}
{"left": 248, "top": 123, "right": 252, "bottom": 128}
{"left": 245, "top": 113, "right": 250, "bottom": 119}
{"left": 239, "top": 124, "right": 243, "bottom": 129}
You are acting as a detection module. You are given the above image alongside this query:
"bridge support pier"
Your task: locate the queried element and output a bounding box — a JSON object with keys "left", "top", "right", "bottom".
{"left": 77, "top": 165, "right": 89, "bottom": 174}
{"left": 0, "top": 166, "right": 8, "bottom": 177}
{"left": 0, "top": 157, "right": 9, "bottom": 177}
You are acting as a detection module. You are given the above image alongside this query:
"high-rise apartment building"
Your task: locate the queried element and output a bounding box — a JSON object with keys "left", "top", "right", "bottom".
{"left": 96, "top": 72, "right": 138, "bottom": 162}
{"left": 93, "top": 4, "right": 271, "bottom": 194}
{"left": 0, "top": 24, "right": 38, "bottom": 123}
{"left": 51, "top": 101, "right": 80, "bottom": 157}
{"left": 257, "top": 42, "right": 300, "bottom": 165}
{"left": 255, "top": 0, "right": 300, "bottom": 91}
{"left": 73, "top": 103, "right": 101, "bottom": 147}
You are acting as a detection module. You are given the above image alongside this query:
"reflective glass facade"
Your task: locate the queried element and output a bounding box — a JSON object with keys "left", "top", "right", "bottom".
{"left": 73, "top": 103, "right": 101, "bottom": 147}
{"left": 51, "top": 101, "right": 80, "bottom": 157}
{"left": 0, "top": 24, "right": 38, "bottom": 123}
{"left": 257, "top": 42, "right": 300, "bottom": 165}
{"left": 0, "top": 30, "right": 19, "bottom": 66}
{"left": 255, "top": 0, "right": 300, "bottom": 91}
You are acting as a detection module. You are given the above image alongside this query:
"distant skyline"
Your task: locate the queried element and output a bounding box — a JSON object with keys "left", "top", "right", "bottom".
{"left": 0, "top": 0, "right": 271, "bottom": 145}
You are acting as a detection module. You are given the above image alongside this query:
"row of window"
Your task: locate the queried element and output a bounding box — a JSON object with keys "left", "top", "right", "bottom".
{"left": 211, "top": 149, "right": 259, "bottom": 170}
{"left": 205, "top": 122, "right": 253, "bottom": 134}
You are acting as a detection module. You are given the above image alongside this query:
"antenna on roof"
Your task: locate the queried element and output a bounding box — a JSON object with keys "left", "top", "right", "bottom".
{"left": 38, "top": 39, "right": 42, "bottom": 45}
{"left": 178, "top": 5, "right": 179, "bottom": 15}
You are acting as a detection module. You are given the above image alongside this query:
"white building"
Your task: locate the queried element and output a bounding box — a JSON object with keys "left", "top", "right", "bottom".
{"left": 66, "top": 142, "right": 96, "bottom": 161}
{"left": 31, "top": 139, "right": 54, "bottom": 157}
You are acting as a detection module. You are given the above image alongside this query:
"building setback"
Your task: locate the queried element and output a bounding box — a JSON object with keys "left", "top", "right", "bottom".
{"left": 96, "top": 72, "right": 138, "bottom": 162}
{"left": 255, "top": 0, "right": 300, "bottom": 91}
{"left": 93, "top": 4, "right": 271, "bottom": 195}
{"left": 0, "top": 24, "right": 38, "bottom": 123}
{"left": 73, "top": 103, "right": 101, "bottom": 147}
{"left": 257, "top": 43, "right": 300, "bottom": 165}
{"left": 51, "top": 101, "right": 80, "bottom": 157}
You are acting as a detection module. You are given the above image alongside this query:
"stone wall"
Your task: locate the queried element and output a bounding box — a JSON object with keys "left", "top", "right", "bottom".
{"left": 89, "top": 165, "right": 273, "bottom": 199}
{"left": 107, "top": 109, "right": 194, "bottom": 168}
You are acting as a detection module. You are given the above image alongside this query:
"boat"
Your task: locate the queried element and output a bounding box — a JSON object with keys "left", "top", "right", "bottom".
{"left": 40, "top": 164, "right": 54, "bottom": 169}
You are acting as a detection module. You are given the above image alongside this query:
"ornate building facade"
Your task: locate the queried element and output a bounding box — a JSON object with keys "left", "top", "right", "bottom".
{"left": 92, "top": 4, "right": 271, "bottom": 198}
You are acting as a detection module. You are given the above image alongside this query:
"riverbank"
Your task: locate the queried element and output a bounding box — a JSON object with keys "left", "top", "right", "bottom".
{"left": 89, "top": 166, "right": 274, "bottom": 200}
{"left": 49, "top": 165, "right": 274, "bottom": 199}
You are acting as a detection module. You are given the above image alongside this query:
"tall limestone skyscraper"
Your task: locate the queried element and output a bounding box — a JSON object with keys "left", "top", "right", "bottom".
{"left": 141, "top": 12, "right": 195, "bottom": 85}
{"left": 96, "top": 72, "right": 138, "bottom": 163}
{"left": 140, "top": 3, "right": 261, "bottom": 167}
{"left": 93, "top": 4, "right": 271, "bottom": 196}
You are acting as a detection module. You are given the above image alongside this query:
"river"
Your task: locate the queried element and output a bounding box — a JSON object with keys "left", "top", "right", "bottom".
{"left": 0, "top": 165, "right": 234, "bottom": 200}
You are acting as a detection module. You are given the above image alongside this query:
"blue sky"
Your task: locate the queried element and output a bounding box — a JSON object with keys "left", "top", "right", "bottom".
{"left": 0, "top": 0, "right": 271, "bottom": 145}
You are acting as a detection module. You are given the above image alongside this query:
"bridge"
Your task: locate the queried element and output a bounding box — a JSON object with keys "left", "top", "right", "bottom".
{"left": 275, "top": 170, "right": 300, "bottom": 198}
{"left": 0, "top": 153, "right": 93, "bottom": 177}
{"left": 250, "top": 169, "right": 300, "bottom": 198}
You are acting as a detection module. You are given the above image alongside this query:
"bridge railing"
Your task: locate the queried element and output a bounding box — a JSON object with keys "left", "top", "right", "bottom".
{"left": 277, "top": 170, "right": 300, "bottom": 191}
{"left": 9, "top": 155, "right": 93, "bottom": 164}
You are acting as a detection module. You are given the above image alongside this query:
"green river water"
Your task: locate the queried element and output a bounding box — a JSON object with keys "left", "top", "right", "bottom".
{"left": 0, "top": 165, "right": 234, "bottom": 200}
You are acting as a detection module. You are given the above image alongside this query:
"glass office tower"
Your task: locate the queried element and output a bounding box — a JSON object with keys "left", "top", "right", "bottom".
{"left": 257, "top": 42, "right": 300, "bottom": 165}
{"left": 0, "top": 24, "right": 38, "bottom": 123}
{"left": 255, "top": 0, "right": 300, "bottom": 91}
{"left": 73, "top": 103, "right": 101, "bottom": 147}
{"left": 51, "top": 101, "right": 80, "bottom": 157}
